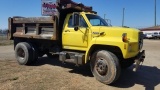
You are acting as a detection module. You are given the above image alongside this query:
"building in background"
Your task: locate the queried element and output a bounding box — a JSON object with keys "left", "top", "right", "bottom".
{"left": 140, "top": 26, "right": 160, "bottom": 39}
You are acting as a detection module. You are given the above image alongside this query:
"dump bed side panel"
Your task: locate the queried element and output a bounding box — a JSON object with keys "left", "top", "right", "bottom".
{"left": 8, "top": 16, "right": 58, "bottom": 40}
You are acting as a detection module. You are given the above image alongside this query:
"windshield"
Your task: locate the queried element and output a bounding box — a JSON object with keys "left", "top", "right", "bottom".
{"left": 86, "top": 14, "right": 108, "bottom": 26}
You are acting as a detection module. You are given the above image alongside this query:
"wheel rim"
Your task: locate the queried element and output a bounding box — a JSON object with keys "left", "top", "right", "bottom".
{"left": 17, "top": 48, "right": 25, "bottom": 60}
{"left": 95, "top": 58, "right": 108, "bottom": 76}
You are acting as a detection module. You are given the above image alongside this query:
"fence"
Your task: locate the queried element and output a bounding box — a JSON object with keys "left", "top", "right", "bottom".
{"left": 0, "top": 34, "right": 13, "bottom": 45}
{"left": 0, "top": 34, "right": 7, "bottom": 39}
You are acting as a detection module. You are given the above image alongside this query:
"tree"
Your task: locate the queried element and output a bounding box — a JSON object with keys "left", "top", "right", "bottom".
{"left": 0, "top": 29, "right": 2, "bottom": 34}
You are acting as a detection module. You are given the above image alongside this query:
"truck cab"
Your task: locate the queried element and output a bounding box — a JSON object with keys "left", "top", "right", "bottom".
{"left": 62, "top": 12, "right": 144, "bottom": 63}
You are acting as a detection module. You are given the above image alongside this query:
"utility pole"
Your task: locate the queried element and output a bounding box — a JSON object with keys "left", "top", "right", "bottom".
{"left": 104, "top": 14, "right": 106, "bottom": 19}
{"left": 122, "top": 8, "right": 125, "bottom": 27}
{"left": 155, "top": 0, "right": 157, "bottom": 26}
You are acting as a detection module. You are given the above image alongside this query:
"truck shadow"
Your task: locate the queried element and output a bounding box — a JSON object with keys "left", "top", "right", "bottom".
{"left": 112, "top": 65, "right": 160, "bottom": 90}
{"left": 34, "top": 57, "right": 160, "bottom": 90}
{"left": 34, "top": 57, "right": 93, "bottom": 77}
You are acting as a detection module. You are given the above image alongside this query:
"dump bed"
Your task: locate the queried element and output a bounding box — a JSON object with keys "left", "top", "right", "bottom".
{"left": 8, "top": 16, "right": 59, "bottom": 40}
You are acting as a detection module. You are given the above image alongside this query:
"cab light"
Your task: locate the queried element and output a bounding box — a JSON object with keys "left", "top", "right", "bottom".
{"left": 122, "top": 33, "right": 128, "bottom": 42}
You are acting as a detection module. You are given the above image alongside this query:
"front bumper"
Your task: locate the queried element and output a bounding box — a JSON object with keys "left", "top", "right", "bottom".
{"left": 134, "top": 50, "right": 145, "bottom": 71}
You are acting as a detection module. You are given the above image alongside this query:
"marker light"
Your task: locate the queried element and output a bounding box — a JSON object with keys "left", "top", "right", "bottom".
{"left": 122, "top": 33, "right": 128, "bottom": 42}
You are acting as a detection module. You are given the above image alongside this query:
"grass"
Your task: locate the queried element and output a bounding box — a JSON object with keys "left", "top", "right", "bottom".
{"left": 9, "top": 77, "right": 19, "bottom": 81}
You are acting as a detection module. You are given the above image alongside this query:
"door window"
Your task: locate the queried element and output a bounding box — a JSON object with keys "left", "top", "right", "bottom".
{"left": 68, "top": 16, "right": 74, "bottom": 28}
{"left": 68, "top": 15, "right": 88, "bottom": 28}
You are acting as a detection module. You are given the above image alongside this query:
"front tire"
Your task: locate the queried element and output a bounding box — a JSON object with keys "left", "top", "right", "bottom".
{"left": 90, "top": 50, "right": 121, "bottom": 84}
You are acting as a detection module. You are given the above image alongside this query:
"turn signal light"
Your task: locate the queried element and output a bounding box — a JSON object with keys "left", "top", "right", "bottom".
{"left": 122, "top": 33, "right": 128, "bottom": 42}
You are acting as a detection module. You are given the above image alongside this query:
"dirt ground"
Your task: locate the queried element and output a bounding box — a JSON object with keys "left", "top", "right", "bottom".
{"left": 0, "top": 40, "right": 160, "bottom": 90}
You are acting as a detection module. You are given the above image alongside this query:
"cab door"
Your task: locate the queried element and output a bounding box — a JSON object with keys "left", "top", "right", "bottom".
{"left": 62, "top": 14, "right": 89, "bottom": 50}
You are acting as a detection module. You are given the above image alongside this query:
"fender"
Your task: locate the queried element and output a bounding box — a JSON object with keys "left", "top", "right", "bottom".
{"left": 85, "top": 37, "right": 126, "bottom": 64}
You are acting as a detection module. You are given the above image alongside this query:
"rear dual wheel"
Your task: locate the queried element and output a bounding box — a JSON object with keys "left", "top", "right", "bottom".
{"left": 15, "top": 42, "right": 38, "bottom": 65}
{"left": 90, "top": 50, "right": 121, "bottom": 84}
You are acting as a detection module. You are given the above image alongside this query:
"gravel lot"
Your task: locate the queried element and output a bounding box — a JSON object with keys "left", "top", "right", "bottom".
{"left": 0, "top": 40, "right": 160, "bottom": 90}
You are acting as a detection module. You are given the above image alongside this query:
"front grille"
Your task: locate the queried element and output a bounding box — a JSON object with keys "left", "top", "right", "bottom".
{"left": 139, "top": 32, "right": 143, "bottom": 50}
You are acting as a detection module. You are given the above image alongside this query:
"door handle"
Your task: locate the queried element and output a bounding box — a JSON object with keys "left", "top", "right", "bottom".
{"left": 65, "top": 30, "right": 70, "bottom": 32}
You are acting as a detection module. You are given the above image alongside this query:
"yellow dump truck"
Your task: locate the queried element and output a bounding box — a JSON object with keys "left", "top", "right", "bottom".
{"left": 8, "top": 0, "right": 145, "bottom": 84}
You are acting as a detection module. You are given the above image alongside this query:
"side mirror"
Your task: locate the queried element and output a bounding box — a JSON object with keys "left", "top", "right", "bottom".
{"left": 72, "top": 13, "right": 80, "bottom": 31}
{"left": 74, "top": 27, "right": 79, "bottom": 31}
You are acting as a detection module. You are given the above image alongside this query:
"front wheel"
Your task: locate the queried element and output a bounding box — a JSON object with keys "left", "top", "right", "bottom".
{"left": 90, "top": 50, "right": 121, "bottom": 84}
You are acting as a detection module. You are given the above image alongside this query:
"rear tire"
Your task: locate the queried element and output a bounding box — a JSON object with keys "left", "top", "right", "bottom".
{"left": 15, "top": 42, "right": 36, "bottom": 65}
{"left": 30, "top": 44, "right": 38, "bottom": 63}
{"left": 90, "top": 50, "right": 121, "bottom": 84}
